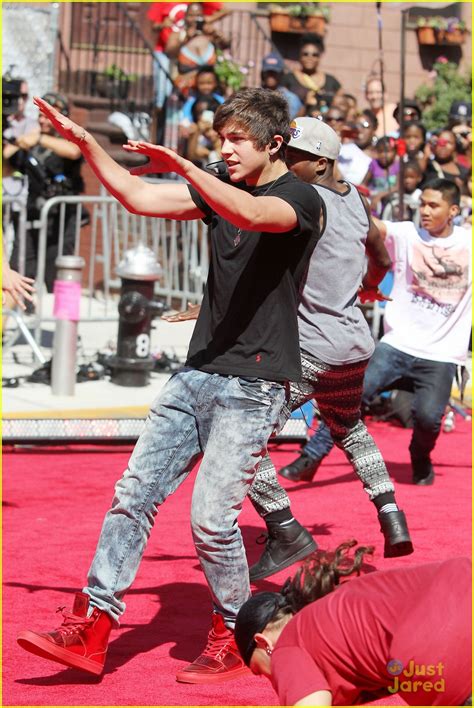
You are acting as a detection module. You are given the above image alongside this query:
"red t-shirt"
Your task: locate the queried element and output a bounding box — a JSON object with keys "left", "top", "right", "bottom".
{"left": 271, "top": 558, "right": 471, "bottom": 706}
{"left": 147, "top": 2, "right": 222, "bottom": 51}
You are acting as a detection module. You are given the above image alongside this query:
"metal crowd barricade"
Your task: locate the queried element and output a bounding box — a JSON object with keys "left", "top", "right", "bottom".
{"left": 2, "top": 194, "right": 28, "bottom": 272}
{"left": 8, "top": 190, "right": 208, "bottom": 344}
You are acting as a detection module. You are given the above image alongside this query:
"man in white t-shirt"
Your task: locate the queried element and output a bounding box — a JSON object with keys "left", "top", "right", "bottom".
{"left": 369, "top": 178, "right": 471, "bottom": 484}
{"left": 297, "top": 178, "right": 471, "bottom": 485}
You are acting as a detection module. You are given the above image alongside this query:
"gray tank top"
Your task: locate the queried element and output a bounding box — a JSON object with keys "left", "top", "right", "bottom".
{"left": 298, "top": 182, "right": 375, "bottom": 365}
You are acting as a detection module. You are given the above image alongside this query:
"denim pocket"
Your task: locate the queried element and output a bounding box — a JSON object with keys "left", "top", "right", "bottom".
{"left": 235, "top": 377, "right": 284, "bottom": 406}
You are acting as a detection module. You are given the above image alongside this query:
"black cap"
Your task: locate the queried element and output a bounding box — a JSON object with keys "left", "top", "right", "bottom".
{"left": 393, "top": 99, "right": 421, "bottom": 122}
{"left": 41, "top": 92, "right": 69, "bottom": 116}
{"left": 449, "top": 100, "right": 471, "bottom": 120}
{"left": 235, "top": 592, "right": 286, "bottom": 666}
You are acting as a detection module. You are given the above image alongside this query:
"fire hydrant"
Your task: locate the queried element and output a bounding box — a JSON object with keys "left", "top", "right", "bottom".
{"left": 109, "top": 243, "right": 163, "bottom": 387}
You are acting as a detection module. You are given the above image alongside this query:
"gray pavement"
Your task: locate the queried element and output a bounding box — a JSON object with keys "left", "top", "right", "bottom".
{"left": 2, "top": 293, "right": 196, "bottom": 418}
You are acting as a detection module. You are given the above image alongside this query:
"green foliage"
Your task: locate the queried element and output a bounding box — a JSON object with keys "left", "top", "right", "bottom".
{"left": 416, "top": 16, "right": 467, "bottom": 32}
{"left": 214, "top": 51, "right": 252, "bottom": 92}
{"left": 269, "top": 3, "right": 330, "bottom": 21}
{"left": 102, "top": 64, "right": 137, "bottom": 83}
{"left": 415, "top": 58, "right": 471, "bottom": 131}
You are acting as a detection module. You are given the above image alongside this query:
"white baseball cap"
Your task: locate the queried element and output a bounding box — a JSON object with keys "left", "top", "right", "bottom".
{"left": 287, "top": 117, "right": 341, "bottom": 159}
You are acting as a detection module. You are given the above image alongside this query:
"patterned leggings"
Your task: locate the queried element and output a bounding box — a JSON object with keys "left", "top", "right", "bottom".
{"left": 248, "top": 349, "right": 395, "bottom": 516}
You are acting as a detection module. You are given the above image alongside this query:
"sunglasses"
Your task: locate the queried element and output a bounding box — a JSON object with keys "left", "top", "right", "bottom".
{"left": 20, "top": 93, "right": 28, "bottom": 99}
{"left": 356, "top": 121, "right": 370, "bottom": 129}
{"left": 327, "top": 116, "right": 344, "bottom": 122}
{"left": 301, "top": 51, "right": 320, "bottom": 57}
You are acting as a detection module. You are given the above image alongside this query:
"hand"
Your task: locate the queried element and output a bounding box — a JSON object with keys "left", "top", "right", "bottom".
{"left": 424, "top": 141, "right": 433, "bottom": 158}
{"left": 358, "top": 285, "right": 392, "bottom": 304}
{"left": 162, "top": 302, "right": 201, "bottom": 322}
{"left": 16, "top": 128, "right": 41, "bottom": 150}
{"left": 197, "top": 118, "right": 212, "bottom": 129}
{"left": 452, "top": 124, "right": 471, "bottom": 138}
{"left": 2, "top": 263, "right": 35, "bottom": 310}
{"left": 124, "top": 141, "right": 190, "bottom": 177}
{"left": 33, "top": 96, "right": 87, "bottom": 145}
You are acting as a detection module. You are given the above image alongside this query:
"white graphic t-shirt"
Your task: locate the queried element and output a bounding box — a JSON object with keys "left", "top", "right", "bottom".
{"left": 381, "top": 221, "right": 471, "bottom": 365}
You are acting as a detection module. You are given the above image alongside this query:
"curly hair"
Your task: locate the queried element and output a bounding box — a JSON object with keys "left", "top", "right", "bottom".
{"left": 235, "top": 540, "right": 374, "bottom": 665}
{"left": 280, "top": 540, "right": 374, "bottom": 614}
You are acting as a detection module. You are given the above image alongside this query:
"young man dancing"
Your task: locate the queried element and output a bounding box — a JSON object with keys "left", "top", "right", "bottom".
{"left": 298, "top": 178, "right": 471, "bottom": 486}
{"left": 164, "top": 118, "right": 414, "bottom": 579}
{"left": 247, "top": 118, "right": 413, "bottom": 581}
{"left": 17, "top": 89, "right": 321, "bottom": 683}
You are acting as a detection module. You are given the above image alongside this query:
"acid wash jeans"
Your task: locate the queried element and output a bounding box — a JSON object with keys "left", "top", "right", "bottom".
{"left": 83, "top": 368, "right": 286, "bottom": 628}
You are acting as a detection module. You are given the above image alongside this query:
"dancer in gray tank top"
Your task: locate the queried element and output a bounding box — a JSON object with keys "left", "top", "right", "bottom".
{"left": 247, "top": 118, "right": 413, "bottom": 580}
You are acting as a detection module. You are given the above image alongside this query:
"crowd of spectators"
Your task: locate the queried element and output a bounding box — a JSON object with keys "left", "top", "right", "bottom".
{"left": 2, "top": 3, "right": 472, "bottom": 305}
{"left": 145, "top": 3, "right": 471, "bottom": 229}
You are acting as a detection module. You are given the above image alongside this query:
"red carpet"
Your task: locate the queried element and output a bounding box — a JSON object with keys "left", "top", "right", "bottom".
{"left": 3, "top": 418, "right": 471, "bottom": 706}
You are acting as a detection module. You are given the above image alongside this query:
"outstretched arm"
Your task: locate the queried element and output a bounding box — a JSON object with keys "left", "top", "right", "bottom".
{"left": 371, "top": 215, "right": 387, "bottom": 239}
{"left": 125, "top": 142, "right": 299, "bottom": 233}
{"left": 359, "top": 200, "right": 392, "bottom": 303}
{"left": 33, "top": 97, "right": 203, "bottom": 220}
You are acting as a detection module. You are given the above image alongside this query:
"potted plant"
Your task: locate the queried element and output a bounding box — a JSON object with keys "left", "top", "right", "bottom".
{"left": 95, "top": 64, "right": 137, "bottom": 100}
{"left": 269, "top": 3, "right": 330, "bottom": 34}
{"left": 440, "top": 17, "right": 468, "bottom": 44}
{"left": 214, "top": 51, "right": 254, "bottom": 96}
{"left": 416, "top": 16, "right": 468, "bottom": 46}
{"left": 416, "top": 17, "right": 439, "bottom": 45}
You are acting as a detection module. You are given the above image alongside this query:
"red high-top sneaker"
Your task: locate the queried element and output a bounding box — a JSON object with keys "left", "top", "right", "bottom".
{"left": 176, "top": 613, "right": 250, "bottom": 684}
{"left": 17, "top": 592, "right": 112, "bottom": 675}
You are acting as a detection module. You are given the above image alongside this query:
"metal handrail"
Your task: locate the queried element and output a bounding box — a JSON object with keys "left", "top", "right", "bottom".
{"left": 3, "top": 190, "right": 208, "bottom": 344}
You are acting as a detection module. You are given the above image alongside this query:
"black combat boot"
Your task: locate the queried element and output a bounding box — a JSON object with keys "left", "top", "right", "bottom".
{"left": 278, "top": 454, "right": 321, "bottom": 482}
{"left": 249, "top": 519, "right": 317, "bottom": 581}
{"left": 411, "top": 456, "right": 435, "bottom": 485}
{"left": 379, "top": 510, "right": 414, "bottom": 558}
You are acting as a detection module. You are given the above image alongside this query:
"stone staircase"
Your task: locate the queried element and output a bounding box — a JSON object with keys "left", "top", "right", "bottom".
{"left": 69, "top": 93, "right": 153, "bottom": 169}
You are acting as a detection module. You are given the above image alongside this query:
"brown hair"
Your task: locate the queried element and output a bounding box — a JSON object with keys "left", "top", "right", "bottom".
{"left": 280, "top": 539, "right": 374, "bottom": 613}
{"left": 213, "top": 87, "right": 290, "bottom": 153}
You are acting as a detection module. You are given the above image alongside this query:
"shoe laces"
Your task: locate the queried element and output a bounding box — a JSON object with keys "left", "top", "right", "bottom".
{"left": 55, "top": 606, "right": 95, "bottom": 636}
{"left": 201, "top": 627, "right": 234, "bottom": 661}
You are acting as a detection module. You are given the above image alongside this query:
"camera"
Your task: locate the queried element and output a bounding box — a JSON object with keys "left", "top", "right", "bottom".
{"left": 341, "top": 124, "right": 359, "bottom": 140}
{"left": 2, "top": 74, "right": 22, "bottom": 117}
{"left": 201, "top": 110, "right": 215, "bottom": 124}
{"left": 195, "top": 16, "right": 205, "bottom": 31}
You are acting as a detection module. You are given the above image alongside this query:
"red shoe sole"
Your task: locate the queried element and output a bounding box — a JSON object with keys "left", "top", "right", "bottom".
{"left": 176, "top": 665, "right": 251, "bottom": 684}
{"left": 17, "top": 631, "right": 104, "bottom": 676}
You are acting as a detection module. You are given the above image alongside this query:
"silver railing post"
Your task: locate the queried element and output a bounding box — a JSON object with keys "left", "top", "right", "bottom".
{"left": 51, "top": 255, "right": 85, "bottom": 396}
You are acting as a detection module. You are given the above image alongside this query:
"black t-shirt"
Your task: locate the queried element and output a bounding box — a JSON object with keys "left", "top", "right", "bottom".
{"left": 186, "top": 171, "right": 321, "bottom": 382}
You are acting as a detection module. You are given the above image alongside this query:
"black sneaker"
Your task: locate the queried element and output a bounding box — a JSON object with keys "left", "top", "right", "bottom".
{"left": 411, "top": 457, "right": 435, "bottom": 485}
{"left": 378, "top": 510, "right": 414, "bottom": 558}
{"left": 278, "top": 454, "right": 321, "bottom": 482}
{"left": 249, "top": 519, "right": 317, "bottom": 582}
